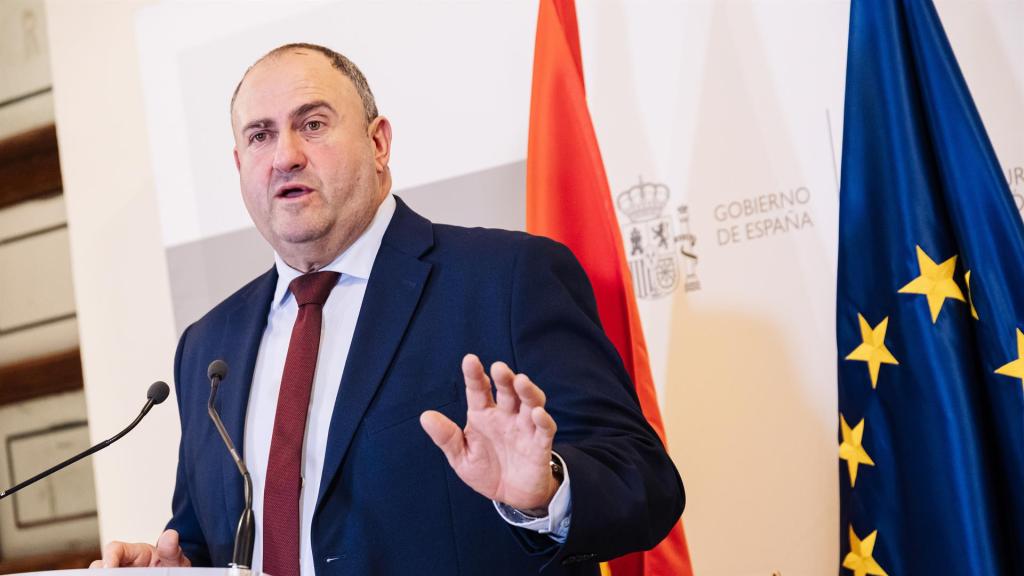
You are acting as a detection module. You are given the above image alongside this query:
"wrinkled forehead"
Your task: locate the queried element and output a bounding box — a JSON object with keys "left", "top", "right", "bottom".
{"left": 231, "top": 50, "right": 355, "bottom": 128}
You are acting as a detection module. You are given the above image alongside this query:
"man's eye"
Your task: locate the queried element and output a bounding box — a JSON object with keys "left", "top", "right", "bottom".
{"left": 305, "top": 120, "right": 323, "bottom": 131}
{"left": 250, "top": 132, "right": 267, "bottom": 144}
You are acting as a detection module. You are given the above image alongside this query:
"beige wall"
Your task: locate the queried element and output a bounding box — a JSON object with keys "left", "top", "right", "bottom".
{"left": 43, "top": 1, "right": 1023, "bottom": 573}
{"left": 0, "top": 195, "right": 79, "bottom": 366}
{"left": 46, "top": 0, "right": 179, "bottom": 543}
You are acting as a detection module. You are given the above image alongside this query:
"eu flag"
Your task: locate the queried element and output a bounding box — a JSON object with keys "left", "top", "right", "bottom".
{"left": 838, "top": 1, "right": 1024, "bottom": 574}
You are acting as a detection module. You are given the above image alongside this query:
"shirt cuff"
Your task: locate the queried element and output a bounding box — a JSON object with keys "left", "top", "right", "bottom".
{"left": 492, "top": 452, "right": 572, "bottom": 543}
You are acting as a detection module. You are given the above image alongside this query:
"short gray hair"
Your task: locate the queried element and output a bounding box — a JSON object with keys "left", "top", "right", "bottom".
{"left": 231, "top": 42, "right": 379, "bottom": 125}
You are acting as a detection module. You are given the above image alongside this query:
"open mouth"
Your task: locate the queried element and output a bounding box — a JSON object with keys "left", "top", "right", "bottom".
{"left": 276, "top": 185, "right": 313, "bottom": 199}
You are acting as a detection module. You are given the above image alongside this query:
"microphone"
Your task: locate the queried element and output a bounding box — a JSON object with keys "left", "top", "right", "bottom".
{"left": 207, "top": 359, "right": 255, "bottom": 571}
{"left": 0, "top": 381, "right": 170, "bottom": 501}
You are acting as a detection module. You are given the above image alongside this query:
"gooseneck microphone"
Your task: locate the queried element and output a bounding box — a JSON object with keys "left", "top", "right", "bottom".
{"left": 207, "top": 359, "right": 255, "bottom": 571}
{"left": 0, "top": 381, "right": 170, "bottom": 501}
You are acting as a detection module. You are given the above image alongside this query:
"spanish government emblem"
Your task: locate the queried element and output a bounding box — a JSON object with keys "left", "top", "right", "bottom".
{"left": 617, "top": 178, "right": 700, "bottom": 299}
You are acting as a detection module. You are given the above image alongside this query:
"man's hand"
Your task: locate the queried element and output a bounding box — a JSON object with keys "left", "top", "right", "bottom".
{"left": 420, "top": 354, "right": 560, "bottom": 515}
{"left": 89, "top": 529, "right": 191, "bottom": 569}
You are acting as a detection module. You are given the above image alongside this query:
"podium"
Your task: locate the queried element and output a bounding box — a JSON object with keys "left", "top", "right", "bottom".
{"left": 9, "top": 569, "right": 262, "bottom": 576}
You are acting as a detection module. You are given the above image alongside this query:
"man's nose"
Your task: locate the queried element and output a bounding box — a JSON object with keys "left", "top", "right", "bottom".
{"left": 272, "top": 131, "right": 307, "bottom": 173}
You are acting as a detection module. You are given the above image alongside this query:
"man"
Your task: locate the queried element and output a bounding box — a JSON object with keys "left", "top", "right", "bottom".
{"left": 95, "top": 43, "right": 682, "bottom": 575}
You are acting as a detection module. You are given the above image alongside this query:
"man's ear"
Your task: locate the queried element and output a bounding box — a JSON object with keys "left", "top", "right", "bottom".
{"left": 233, "top": 147, "right": 241, "bottom": 171}
{"left": 368, "top": 116, "right": 392, "bottom": 175}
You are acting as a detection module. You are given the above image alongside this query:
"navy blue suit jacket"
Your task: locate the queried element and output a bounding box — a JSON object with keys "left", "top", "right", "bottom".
{"left": 168, "top": 197, "right": 684, "bottom": 575}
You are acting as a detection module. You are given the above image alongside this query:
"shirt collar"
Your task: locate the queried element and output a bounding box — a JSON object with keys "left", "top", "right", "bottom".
{"left": 271, "top": 193, "right": 397, "bottom": 307}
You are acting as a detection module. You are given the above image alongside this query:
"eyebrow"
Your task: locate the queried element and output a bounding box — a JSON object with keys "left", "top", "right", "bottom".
{"left": 241, "top": 119, "right": 273, "bottom": 134}
{"left": 290, "top": 100, "right": 335, "bottom": 123}
{"left": 240, "top": 100, "right": 337, "bottom": 134}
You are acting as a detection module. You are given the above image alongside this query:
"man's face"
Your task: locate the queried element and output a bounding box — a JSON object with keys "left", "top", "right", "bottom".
{"left": 231, "top": 50, "right": 391, "bottom": 270}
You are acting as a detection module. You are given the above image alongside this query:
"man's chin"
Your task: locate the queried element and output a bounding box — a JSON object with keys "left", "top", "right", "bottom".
{"left": 269, "top": 228, "right": 333, "bottom": 256}
{"left": 278, "top": 232, "right": 323, "bottom": 245}
{"left": 270, "top": 220, "right": 331, "bottom": 245}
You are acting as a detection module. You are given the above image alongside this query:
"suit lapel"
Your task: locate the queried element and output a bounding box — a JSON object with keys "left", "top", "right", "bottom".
{"left": 219, "top": 267, "right": 277, "bottom": 529}
{"left": 316, "top": 198, "right": 434, "bottom": 509}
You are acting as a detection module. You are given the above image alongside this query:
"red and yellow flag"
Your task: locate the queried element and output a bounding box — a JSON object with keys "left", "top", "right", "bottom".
{"left": 525, "top": 1, "right": 693, "bottom": 575}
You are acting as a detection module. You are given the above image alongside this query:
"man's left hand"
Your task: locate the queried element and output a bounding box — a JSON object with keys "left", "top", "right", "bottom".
{"left": 420, "top": 354, "right": 559, "bottom": 516}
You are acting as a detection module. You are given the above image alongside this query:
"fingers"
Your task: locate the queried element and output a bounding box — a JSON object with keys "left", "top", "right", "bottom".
{"left": 512, "top": 372, "right": 546, "bottom": 409}
{"left": 461, "top": 355, "right": 556, "bottom": 447}
{"left": 464, "top": 354, "right": 544, "bottom": 415}
{"left": 512, "top": 374, "right": 555, "bottom": 447}
{"left": 95, "top": 533, "right": 188, "bottom": 570}
{"left": 155, "top": 529, "right": 190, "bottom": 567}
{"left": 100, "top": 541, "right": 128, "bottom": 568}
{"left": 531, "top": 405, "right": 557, "bottom": 445}
{"left": 491, "top": 361, "right": 519, "bottom": 415}
{"left": 462, "top": 354, "right": 495, "bottom": 411}
{"left": 420, "top": 410, "right": 466, "bottom": 464}
{"left": 513, "top": 375, "right": 537, "bottom": 433}
{"left": 100, "top": 541, "right": 149, "bottom": 568}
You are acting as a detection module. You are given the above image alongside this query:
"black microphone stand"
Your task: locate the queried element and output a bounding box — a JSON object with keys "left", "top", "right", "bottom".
{"left": 207, "top": 360, "right": 255, "bottom": 571}
{"left": 0, "top": 381, "right": 170, "bottom": 501}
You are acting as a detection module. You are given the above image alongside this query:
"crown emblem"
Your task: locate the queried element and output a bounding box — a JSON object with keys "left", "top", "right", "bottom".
{"left": 617, "top": 177, "right": 670, "bottom": 223}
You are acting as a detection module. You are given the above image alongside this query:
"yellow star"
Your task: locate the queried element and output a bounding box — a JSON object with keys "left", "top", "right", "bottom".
{"left": 898, "top": 245, "right": 965, "bottom": 323}
{"left": 843, "top": 526, "right": 888, "bottom": 576}
{"left": 965, "top": 270, "right": 979, "bottom": 320}
{"left": 845, "top": 314, "right": 899, "bottom": 388}
{"left": 994, "top": 329, "right": 1024, "bottom": 392}
{"left": 839, "top": 414, "right": 874, "bottom": 487}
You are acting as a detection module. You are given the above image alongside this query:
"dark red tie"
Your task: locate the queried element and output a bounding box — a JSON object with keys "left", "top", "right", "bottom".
{"left": 263, "top": 271, "right": 340, "bottom": 576}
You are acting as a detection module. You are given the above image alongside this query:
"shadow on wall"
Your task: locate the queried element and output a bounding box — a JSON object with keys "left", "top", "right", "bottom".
{"left": 659, "top": 1, "right": 841, "bottom": 575}
{"left": 663, "top": 296, "right": 832, "bottom": 576}
{"left": 164, "top": 160, "right": 526, "bottom": 334}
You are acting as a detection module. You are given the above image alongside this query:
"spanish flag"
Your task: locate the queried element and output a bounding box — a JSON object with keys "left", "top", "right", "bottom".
{"left": 526, "top": 1, "right": 693, "bottom": 574}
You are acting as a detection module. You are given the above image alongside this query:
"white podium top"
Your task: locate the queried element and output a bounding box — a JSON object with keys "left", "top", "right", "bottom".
{"left": 12, "top": 569, "right": 263, "bottom": 576}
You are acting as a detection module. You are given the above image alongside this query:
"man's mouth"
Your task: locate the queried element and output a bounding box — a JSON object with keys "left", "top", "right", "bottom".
{"left": 275, "top": 184, "right": 313, "bottom": 199}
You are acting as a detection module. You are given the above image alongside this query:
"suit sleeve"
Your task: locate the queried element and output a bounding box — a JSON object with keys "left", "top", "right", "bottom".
{"left": 166, "top": 324, "right": 213, "bottom": 567}
{"left": 508, "top": 235, "right": 685, "bottom": 570}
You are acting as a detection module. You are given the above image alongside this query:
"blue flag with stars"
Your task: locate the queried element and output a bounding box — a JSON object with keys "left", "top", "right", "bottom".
{"left": 838, "top": 1, "right": 1024, "bottom": 574}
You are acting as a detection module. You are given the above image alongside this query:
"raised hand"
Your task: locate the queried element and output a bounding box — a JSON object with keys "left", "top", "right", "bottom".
{"left": 420, "top": 354, "right": 559, "bottom": 515}
{"left": 89, "top": 529, "right": 191, "bottom": 569}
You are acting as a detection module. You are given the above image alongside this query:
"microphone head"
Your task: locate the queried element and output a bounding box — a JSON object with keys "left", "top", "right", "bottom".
{"left": 147, "top": 381, "right": 170, "bottom": 405}
{"left": 208, "top": 359, "right": 229, "bottom": 383}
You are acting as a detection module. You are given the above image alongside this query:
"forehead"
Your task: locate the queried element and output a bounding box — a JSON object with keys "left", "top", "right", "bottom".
{"left": 232, "top": 50, "right": 358, "bottom": 124}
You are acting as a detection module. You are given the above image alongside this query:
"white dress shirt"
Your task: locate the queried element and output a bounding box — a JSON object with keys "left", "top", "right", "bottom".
{"left": 243, "top": 194, "right": 570, "bottom": 576}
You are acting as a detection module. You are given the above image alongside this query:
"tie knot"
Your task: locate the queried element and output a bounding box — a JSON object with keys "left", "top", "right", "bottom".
{"left": 289, "top": 271, "right": 340, "bottom": 307}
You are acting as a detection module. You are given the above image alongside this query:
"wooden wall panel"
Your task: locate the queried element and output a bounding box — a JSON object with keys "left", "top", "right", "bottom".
{"left": 0, "top": 125, "right": 61, "bottom": 209}
{"left": 0, "top": 348, "right": 82, "bottom": 406}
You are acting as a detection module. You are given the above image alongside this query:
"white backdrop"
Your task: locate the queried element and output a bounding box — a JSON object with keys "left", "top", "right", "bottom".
{"left": 49, "top": 1, "right": 1023, "bottom": 575}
